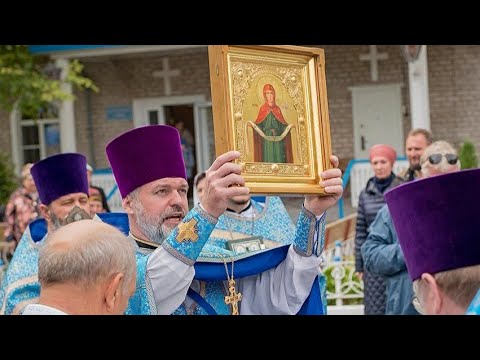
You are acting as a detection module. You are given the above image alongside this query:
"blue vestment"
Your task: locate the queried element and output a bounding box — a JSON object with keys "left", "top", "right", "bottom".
{"left": 0, "top": 219, "right": 46, "bottom": 315}
{"left": 124, "top": 197, "right": 326, "bottom": 315}
{"left": 465, "top": 288, "right": 480, "bottom": 315}
{"left": 0, "top": 197, "right": 326, "bottom": 315}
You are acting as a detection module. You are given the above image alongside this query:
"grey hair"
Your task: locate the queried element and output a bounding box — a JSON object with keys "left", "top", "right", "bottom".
{"left": 38, "top": 225, "right": 136, "bottom": 295}
{"left": 414, "top": 264, "right": 480, "bottom": 310}
{"left": 420, "top": 140, "right": 460, "bottom": 176}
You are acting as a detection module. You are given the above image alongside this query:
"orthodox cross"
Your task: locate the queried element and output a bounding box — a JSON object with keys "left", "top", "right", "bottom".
{"left": 152, "top": 58, "right": 181, "bottom": 96}
{"left": 224, "top": 279, "right": 242, "bottom": 315}
{"left": 175, "top": 218, "right": 198, "bottom": 243}
{"left": 359, "top": 45, "right": 389, "bottom": 82}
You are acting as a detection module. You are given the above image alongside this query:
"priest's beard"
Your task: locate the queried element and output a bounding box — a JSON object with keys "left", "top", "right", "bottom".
{"left": 49, "top": 206, "right": 92, "bottom": 231}
{"left": 133, "top": 202, "right": 186, "bottom": 245}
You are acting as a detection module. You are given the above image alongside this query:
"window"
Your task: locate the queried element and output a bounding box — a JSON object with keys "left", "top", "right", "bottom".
{"left": 19, "top": 105, "right": 61, "bottom": 164}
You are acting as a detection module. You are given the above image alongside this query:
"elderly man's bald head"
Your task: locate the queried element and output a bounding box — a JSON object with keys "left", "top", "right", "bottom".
{"left": 47, "top": 219, "right": 124, "bottom": 249}
{"left": 39, "top": 220, "right": 136, "bottom": 294}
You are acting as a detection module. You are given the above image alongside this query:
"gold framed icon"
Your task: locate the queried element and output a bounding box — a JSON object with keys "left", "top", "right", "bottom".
{"left": 208, "top": 45, "right": 332, "bottom": 195}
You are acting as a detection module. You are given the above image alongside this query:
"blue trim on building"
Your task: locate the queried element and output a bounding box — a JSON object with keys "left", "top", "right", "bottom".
{"left": 28, "top": 45, "right": 123, "bottom": 54}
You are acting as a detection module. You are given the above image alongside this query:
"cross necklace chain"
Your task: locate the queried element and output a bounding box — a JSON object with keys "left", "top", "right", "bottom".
{"left": 222, "top": 202, "right": 259, "bottom": 315}
{"left": 223, "top": 257, "right": 242, "bottom": 315}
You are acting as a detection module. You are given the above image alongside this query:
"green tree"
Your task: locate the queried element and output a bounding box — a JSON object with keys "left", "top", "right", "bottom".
{"left": 0, "top": 45, "right": 98, "bottom": 118}
{"left": 0, "top": 153, "right": 18, "bottom": 206}
{"left": 458, "top": 140, "right": 478, "bottom": 170}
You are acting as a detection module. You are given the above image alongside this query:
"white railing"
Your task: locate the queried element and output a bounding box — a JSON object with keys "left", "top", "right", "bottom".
{"left": 91, "top": 171, "right": 124, "bottom": 212}
{"left": 323, "top": 239, "right": 364, "bottom": 315}
{"left": 350, "top": 160, "right": 409, "bottom": 208}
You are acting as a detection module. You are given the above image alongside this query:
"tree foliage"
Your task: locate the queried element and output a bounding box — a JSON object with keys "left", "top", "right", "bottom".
{"left": 0, "top": 153, "right": 18, "bottom": 205}
{"left": 458, "top": 140, "right": 478, "bottom": 170}
{"left": 0, "top": 45, "right": 98, "bottom": 118}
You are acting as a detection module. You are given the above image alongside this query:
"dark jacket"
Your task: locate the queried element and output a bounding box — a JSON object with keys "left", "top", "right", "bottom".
{"left": 361, "top": 205, "right": 419, "bottom": 315}
{"left": 355, "top": 175, "right": 404, "bottom": 314}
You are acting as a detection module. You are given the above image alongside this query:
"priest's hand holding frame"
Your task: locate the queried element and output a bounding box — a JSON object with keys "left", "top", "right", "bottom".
{"left": 201, "top": 151, "right": 250, "bottom": 219}
{"left": 304, "top": 155, "right": 343, "bottom": 216}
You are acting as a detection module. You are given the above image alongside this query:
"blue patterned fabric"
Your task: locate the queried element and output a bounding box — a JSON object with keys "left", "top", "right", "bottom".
{"left": 101, "top": 198, "right": 325, "bottom": 315}
{"left": 123, "top": 206, "right": 218, "bottom": 314}
{"left": 1, "top": 199, "right": 326, "bottom": 315}
{"left": 293, "top": 206, "right": 325, "bottom": 257}
{"left": 124, "top": 252, "right": 156, "bottom": 315}
{"left": 0, "top": 218, "right": 47, "bottom": 315}
{"left": 172, "top": 281, "right": 230, "bottom": 315}
{"left": 318, "top": 274, "right": 327, "bottom": 315}
{"left": 162, "top": 206, "right": 217, "bottom": 265}
{"left": 197, "top": 197, "right": 296, "bottom": 262}
{"left": 466, "top": 288, "right": 480, "bottom": 315}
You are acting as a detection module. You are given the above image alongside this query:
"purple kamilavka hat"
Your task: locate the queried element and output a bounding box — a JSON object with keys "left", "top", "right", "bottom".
{"left": 106, "top": 125, "right": 186, "bottom": 198}
{"left": 384, "top": 168, "right": 480, "bottom": 281}
{"left": 31, "top": 153, "right": 89, "bottom": 205}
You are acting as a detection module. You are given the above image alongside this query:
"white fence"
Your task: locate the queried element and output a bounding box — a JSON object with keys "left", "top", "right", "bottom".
{"left": 350, "top": 160, "right": 409, "bottom": 208}
{"left": 323, "top": 238, "right": 364, "bottom": 315}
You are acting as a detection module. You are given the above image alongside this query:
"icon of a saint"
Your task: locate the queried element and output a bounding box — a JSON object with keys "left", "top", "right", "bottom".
{"left": 248, "top": 84, "right": 294, "bottom": 163}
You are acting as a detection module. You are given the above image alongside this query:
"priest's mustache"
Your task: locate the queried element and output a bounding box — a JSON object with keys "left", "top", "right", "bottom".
{"left": 161, "top": 204, "right": 186, "bottom": 223}
{"left": 64, "top": 206, "right": 92, "bottom": 225}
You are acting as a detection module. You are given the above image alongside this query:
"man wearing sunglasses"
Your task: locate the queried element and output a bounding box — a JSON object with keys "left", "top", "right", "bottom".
{"left": 385, "top": 167, "right": 480, "bottom": 315}
{"left": 420, "top": 141, "right": 460, "bottom": 177}
{"left": 400, "top": 128, "right": 433, "bottom": 182}
{"left": 361, "top": 140, "right": 460, "bottom": 315}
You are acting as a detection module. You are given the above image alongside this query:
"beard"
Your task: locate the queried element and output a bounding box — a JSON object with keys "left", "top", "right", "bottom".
{"left": 49, "top": 206, "right": 92, "bottom": 231}
{"left": 133, "top": 203, "right": 186, "bottom": 245}
{"left": 49, "top": 211, "right": 64, "bottom": 231}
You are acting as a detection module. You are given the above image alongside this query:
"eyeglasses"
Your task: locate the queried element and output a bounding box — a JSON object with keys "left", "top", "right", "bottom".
{"left": 412, "top": 282, "right": 425, "bottom": 315}
{"left": 412, "top": 296, "right": 425, "bottom": 315}
{"left": 428, "top": 153, "right": 458, "bottom": 165}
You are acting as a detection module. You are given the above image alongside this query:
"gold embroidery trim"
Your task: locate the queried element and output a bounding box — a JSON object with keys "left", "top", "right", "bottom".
{"left": 129, "top": 232, "right": 160, "bottom": 248}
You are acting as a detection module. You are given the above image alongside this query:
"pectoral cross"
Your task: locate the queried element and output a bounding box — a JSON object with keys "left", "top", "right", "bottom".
{"left": 224, "top": 279, "right": 242, "bottom": 315}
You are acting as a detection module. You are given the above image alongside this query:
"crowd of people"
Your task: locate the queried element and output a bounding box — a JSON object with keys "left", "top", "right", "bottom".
{"left": 1, "top": 123, "right": 479, "bottom": 315}
{"left": 0, "top": 124, "right": 343, "bottom": 315}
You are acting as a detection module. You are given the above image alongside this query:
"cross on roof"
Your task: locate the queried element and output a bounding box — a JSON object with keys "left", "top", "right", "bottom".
{"left": 152, "top": 58, "right": 181, "bottom": 96}
{"left": 359, "top": 45, "right": 389, "bottom": 82}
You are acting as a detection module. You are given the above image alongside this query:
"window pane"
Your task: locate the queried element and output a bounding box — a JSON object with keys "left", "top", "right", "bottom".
{"left": 44, "top": 124, "right": 61, "bottom": 157}
{"left": 148, "top": 110, "right": 158, "bottom": 125}
{"left": 23, "top": 149, "right": 40, "bottom": 164}
{"left": 22, "top": 126, "right": 39, "bottom": 146}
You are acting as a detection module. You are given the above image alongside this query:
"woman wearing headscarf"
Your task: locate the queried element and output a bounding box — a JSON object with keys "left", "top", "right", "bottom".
{"left": 354, "top": 144, "right": 404, "bottom": 315}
